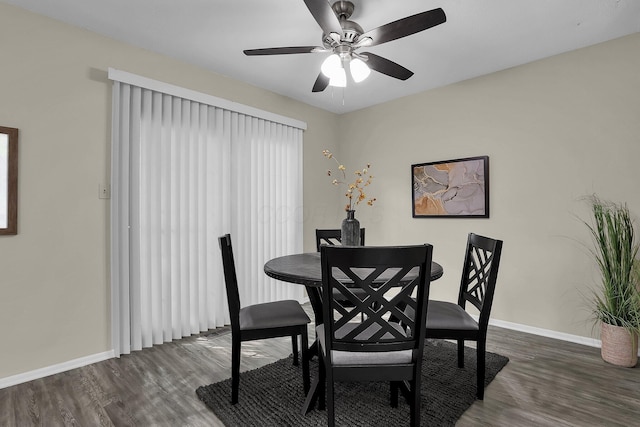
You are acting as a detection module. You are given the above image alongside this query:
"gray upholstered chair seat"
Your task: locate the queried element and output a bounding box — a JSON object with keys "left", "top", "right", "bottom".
{"left": 423, "top": 233, "right": 503, "bottom": 400}
{"left": 219, "top": 234, "right": 310, "bottom": 404}
{"left": 316, "top": 323, "right": 413, "bottom": 365}
{"left": 426, "top": 301, "right": 479, "bottom": 331}
{"left": 239, "top": 300, "right": 310, "bottom": 331}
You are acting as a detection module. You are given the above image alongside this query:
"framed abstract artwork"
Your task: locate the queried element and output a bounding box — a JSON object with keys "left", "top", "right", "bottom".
{"left": 411, "top": 156, "right": 489, "bottom": 218}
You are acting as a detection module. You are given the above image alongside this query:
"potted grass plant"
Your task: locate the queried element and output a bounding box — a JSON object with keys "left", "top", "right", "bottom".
{"left": 584, "top": 196, "right": 640, "bottom": 367}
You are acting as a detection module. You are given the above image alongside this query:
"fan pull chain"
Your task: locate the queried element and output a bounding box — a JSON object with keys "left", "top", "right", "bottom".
{"left": 329, "top": 87, "right": 345, "bottom": 106}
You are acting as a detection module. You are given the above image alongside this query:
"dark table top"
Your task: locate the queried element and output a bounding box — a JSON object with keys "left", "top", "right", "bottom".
{"left": 264, "top": 252, "right": 443, "bottom": 288}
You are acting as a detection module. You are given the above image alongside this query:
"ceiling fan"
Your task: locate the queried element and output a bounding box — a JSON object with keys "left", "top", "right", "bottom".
{"left": 243, "top": 0, "right": 446, "bottom": 93}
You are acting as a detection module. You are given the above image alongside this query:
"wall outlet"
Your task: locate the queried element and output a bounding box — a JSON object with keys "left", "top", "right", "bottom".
{"left": 99, "top": 183, "right": 111, "bottom": 199}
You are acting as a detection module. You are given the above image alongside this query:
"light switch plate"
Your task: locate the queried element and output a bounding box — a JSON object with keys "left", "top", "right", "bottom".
{"left": 99, "top": 183, "right": 111, "bottom": 199}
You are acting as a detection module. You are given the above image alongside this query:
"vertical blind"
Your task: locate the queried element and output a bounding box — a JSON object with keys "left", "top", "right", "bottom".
{"left": 110, "top": 71, "right": 305, "bottom": 356}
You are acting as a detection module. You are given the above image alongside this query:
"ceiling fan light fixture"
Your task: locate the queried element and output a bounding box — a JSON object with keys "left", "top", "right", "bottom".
{"left": 244, "top": 1, "right": 447, "bottom": 95}
{"left": 350, "top": 57, "right": 370, "bottom": 83}
{"left": 321, "top": 54, "right": 342, "bottom": 78}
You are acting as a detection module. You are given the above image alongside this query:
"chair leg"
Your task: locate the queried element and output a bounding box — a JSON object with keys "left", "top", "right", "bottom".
{"left": 326, "top": 367, "right": 335, "bottom": 427}
{"left": 477, "top": 339, "right": 486, "bottom": 400}
{"left": 410, "top": 377, "right": 421, "bottom": 427}
{"left": 292, "top": 334, "right": 299, "bottom": 366}
{"left": 301, "top": 329, "right": 310, "bottom": 394}
{"left": 390, "top": 381, "right": 399, "bottom": 408}
{"left": 231, "top": 335, "right": 241, "bottom": 405}
{"left": 318, "top": 355, "right": 326, "bottom": 411}
{"left": 457, "top": 339, "right": 465, "bottom": 368}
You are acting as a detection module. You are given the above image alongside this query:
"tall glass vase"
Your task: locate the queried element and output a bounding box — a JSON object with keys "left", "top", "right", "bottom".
{"left": 341, "top": 210, "right": 361, "bottom": 246}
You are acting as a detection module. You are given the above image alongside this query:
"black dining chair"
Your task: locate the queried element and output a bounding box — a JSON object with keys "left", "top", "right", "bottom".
{"left": 425, "top": 233, "right": 503, "bottom": 400}
{"left": 218, "top": 234, "right": 311, "bottom": 404}
{"left": 316, "top": 228, "right": 369, "bottom": 317}
{"left": 317, "top": 244, "right": 433, "bottom": 427}
{"left": 315, "top": 228, "right": 366, "bottom": 250}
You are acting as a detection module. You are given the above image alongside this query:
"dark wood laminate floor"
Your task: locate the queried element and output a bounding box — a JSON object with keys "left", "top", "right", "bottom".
{"left": 1, "top": 305, "right": 639, "bottom": 426}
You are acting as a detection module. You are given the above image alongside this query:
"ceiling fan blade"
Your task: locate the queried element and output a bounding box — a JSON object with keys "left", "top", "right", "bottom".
{"left": 359, "top": 8, "right": 446, "bottom": 47}
{"left": 361, "top": 52, "right": 414, "bottom": 80}
{"left": 244, "top": 46, "right": 320, "bottom": 56}
{"left": 312, "top": 73, "right": 330, "bottom": 92}
{"left": 304, "top": 0, "right": 343, "bottom": 38}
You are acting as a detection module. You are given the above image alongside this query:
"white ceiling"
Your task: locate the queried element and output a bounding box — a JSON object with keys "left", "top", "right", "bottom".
{"left": 4, "top": 0, "right": 640, "bottom": 114}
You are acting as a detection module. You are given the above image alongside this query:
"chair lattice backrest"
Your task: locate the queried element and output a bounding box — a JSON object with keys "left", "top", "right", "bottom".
{"left": 320, "top": 245, "right": 433, "bottom": 353}
{"left": 315, "top": 228, "right": 366, "bottom": 251}
{"left": 459, "top": 233, "right": 503, "bottom": 328}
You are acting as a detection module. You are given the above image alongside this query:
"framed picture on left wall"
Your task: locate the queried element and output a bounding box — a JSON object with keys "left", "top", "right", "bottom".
{"left": 0, "top": 126, "right": 18, "bottom": 235}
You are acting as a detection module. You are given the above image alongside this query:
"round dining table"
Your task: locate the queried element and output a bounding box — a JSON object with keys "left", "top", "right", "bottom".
{"left": 265, "top": 251, "right": 443, "bottom": 324}
{"left": 264, "top": 251, "right": 443, "bottom": 415}
{"left": 265, "top": 252, "right": 443, "bottom": 287}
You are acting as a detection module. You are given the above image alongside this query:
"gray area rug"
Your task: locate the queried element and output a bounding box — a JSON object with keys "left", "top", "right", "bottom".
{"left": 196, "top": 339, "right": 508, "bottom": 426}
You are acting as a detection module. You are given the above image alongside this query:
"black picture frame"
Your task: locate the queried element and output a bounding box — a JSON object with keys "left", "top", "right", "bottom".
{"left": 0, "top": 126, "right": 18, "bottom": 235}
{"left": 411, "top": 156, "right": 489, "bottom": 218}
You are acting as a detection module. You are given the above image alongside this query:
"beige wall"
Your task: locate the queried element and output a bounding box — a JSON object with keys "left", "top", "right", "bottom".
{"left": 332, "top": 32, "right": 640, "bottom": 337}
{"left": 1, "top": 1, "right": 639, "bottom": 381}
{"left": 0, "top": 3, "right": 337, "bottom": 379}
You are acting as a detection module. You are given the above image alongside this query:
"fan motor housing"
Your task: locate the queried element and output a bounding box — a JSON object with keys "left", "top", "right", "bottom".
{"left": 322, "top": 21, "right": 363, "bottom": 47}
{"left": 340, "top": 20, "right": 363, "bottom": 43}
{"left": 322, "top": 1, "right": 363, "bottom": 47}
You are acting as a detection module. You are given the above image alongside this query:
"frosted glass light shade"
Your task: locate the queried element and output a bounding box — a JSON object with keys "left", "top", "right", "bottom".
{"left": 350, "top": 58, "right": 370, "bottom": 83}
{"left": 329, "top": 67, "right": 347, "bottom": 87}
{"left": 321, "top": 54, "right": 341, "bottom": 78}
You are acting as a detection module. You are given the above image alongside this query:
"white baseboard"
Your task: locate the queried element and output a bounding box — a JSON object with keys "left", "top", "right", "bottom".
{"left": 488, "top": 317, "right": 601, "bottom": 347}
{"left": 1, "top": 317, "right": 637, "bottom": 389}
{"left": 487, "top": 317, "right": 640, "bottom": 356}
{"left": 0, "top": 350, "right": 115, "bottom": 390}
